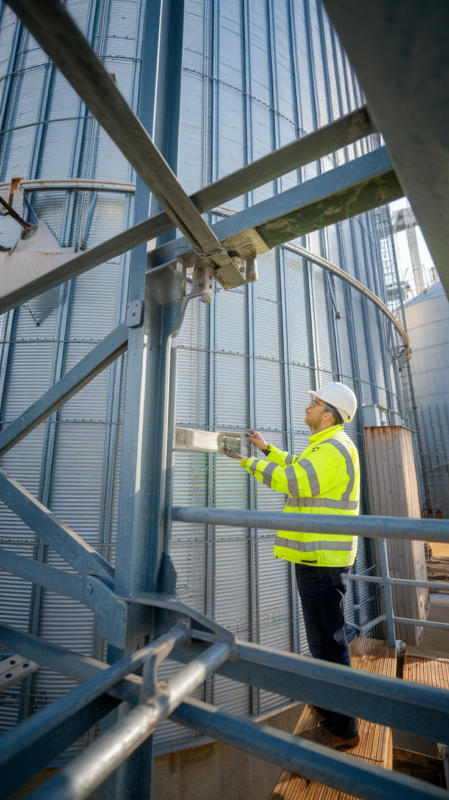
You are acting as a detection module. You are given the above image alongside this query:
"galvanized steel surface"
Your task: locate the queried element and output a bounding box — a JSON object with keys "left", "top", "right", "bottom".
{"left": 0, "top": 0, "right": 136, "bottom": 759}
{"left": 404, "top": 284, "right": 449, "bottom": 518}
{"left": 321, "top": 0, "right": 449, "bottom": 300}
{"left": 0, "top": 0, "right": 405, "bottom": 757}
{"left": 2, "top": 623, "right": 449, "bottom": 800}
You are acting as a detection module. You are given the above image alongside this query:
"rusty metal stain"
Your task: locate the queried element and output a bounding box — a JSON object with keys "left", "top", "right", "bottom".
{"left": 257, "top": 171, "right": 403, "bottom": 251}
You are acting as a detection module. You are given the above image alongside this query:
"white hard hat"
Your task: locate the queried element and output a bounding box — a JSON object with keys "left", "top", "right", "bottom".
{"left": 308, "top": 382, "right": 357, "bottom": 422}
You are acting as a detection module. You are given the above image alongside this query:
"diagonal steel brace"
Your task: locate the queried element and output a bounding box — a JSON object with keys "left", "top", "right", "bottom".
{"left": 0, "top": 321, "right": 129, "bottom": 457}
{"left": 0, "top": 106, "right": 377, "bottom": 313}
{"left": 0, "top": 469, "right": 113, "bottom": 582}
{"left": 0, "top": 625, "right": 448, "bottom": 800}
{"left": 6, "top": 0, "right": 242, "bottom": 282}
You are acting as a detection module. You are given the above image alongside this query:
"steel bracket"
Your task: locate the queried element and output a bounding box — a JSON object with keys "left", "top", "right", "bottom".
{"left": 82, "top": 572, "right": 236, "bottom": 653}
{"left": 0, "top": 652, "right": 39, "bottom": 690}
{"left": 126, "top": 299, "right": 144, "bottom": 327}
{"left": 129, "top": 590, "right": 238, "bottom": 657}
{"left": 83, "top": 575, "right": 128, "bottom": 649}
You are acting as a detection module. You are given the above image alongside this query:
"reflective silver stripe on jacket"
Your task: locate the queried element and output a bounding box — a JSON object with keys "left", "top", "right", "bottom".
{"left": 285, "top": 459, "right": 320, "bottom": 497}
{"left": 248, "top": 459, "right": 278, "bottom": 490}
{"left": 285, "top": 465, "right": 300, "bottom": 496}
{"left": 324, "top": 438, "right": 355, "bottom": 501}
{"left": 261, "top": 461, "right": 277, "bottom": 488}
{"left": 248, "top": 459, "right": 262, "bottom": 476}
{"left": 285, "top": 496, "right": 358, "bottom": 511}
{"left": 285, "top": 453, "right": 295, "bottom": 465}
{"left": 299, "top": 458, "right": 320, "bottom": 496}
{"left": 275, "top": 535, "right": 355, "bottom": 552}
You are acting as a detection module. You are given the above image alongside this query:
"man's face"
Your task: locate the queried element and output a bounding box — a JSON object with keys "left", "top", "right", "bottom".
{"left": 304, "top": 396, "right": 328, "bottom": 428}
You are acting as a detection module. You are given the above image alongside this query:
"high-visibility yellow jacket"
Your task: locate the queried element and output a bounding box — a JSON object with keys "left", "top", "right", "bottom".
{"left": 241, "top": 424, "right": 360, "bottom": 567}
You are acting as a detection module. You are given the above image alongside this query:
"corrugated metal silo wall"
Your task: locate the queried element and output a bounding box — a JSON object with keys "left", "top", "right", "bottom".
{"left": 405, "top": 294, "right": 449, "bottom": 517}
{"left": 0, "top": 0, "right": 403, "bottom": 757}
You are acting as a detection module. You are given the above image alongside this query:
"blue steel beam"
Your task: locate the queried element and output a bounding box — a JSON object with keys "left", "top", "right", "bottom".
{"left": 109, "top": 280, "right": 189, "bottom": 655}
{"left": 170, "top": 637, "right": 449, "bottom": 747}
{"left": 192, "top": 105, "right": 376, "bottom": 218}
{"left": 0, "top": 623, "right": 447, "bottom": 800}
{"left": 5, "top": 0, "right": 244, "bottom": 288}
{"left": 0, "top": 553, "right": 126, "bottom": 648}
{"left": 0, "top": 213, "right": 171, "bottom": 316}
{"left": 0, "top": 626, "right": 188, "bottom": 799}
{"left": 172, "top": 699, "right": 446, "bottom": 800}
{"left": 98, "top": 2, "right": 187, "bottom": 796}
{"left": 148, "top": 147, "right": 402, "bottom": 270}
{"left": 2, "top": 621, "right": 449, "bottom": 748}
{"left": 321, "top": 0, "right": 449, "bottom": 300}
{"left": 0, "top": 549, "right": 135, "bottom": 644}
{"left": 0, "top": 623, "right": 155, "bottom": 704}
{"left": 0, "top": 546, "right": 84, "bottom": 603}
{"left": 0, "top": 697, "right": 118, "bottom": 800}
{"left": 0, "top": 108, "right": 378, "bottom": 314}
{"left": 0, "top": 321, "right": 128, "bottom": 457}
{"left": 172, "top": 506, "right": 449, "bottom": 544}
{"left": 0, "top": 470, "right": 114, "bottom": 581}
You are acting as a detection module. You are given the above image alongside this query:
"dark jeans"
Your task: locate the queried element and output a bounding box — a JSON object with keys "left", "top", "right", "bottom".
{"left": 295, "top": 563, "right": 358, "bottom": 738}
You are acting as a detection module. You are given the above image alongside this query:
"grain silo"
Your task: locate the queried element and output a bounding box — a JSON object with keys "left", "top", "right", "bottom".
{"left": 0, "top": 0, "right": 406, "bottom": 760}
{"left": 403, "top": 281, "right": 449, "bottom": 518}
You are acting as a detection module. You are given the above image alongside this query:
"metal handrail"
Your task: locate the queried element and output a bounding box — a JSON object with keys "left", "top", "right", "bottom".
{"left": 1, "top": 502, "right": 448, "bottom": 800}
{"left": 172, "top": 507, "right": 449, "bottom": 646}
{"left": 0, "top": 178, "right": 135, "bottom": 194}
{"left": 30, "top": 641, "right": 231, "bottom": 800}
{"left": 2, "top": 616, "right": 449, "bottom": 800}
{"left": 172, "top": 506, "right": 449, "bottom": 543}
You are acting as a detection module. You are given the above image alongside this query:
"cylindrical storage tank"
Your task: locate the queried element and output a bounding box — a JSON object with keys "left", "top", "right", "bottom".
{"left": 403, "top": 282, "right": 449, "bottom": 518}
{"left": 0, "top": 0, "right": 404, "bottom": 758}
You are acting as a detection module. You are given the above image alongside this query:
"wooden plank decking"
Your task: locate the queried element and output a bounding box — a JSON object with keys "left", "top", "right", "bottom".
{"left": 269, "top": 638, "right": 397, "bottom": 800}
{"left": 403, "top": 652, "right": 449, "bottom": 690}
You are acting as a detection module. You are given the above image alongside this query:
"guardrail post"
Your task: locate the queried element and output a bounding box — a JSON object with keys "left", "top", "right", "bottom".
{"left": 378, "top": 538, "right": 396, "bottom": 647}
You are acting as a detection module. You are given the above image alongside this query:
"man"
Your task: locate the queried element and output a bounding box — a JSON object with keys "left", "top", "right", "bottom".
{"left": 226, "top": 382, "right": 360, "bottom": 749}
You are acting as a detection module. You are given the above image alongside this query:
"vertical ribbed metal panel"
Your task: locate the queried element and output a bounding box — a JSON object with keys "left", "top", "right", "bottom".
{"left": 245, "top": 0, "right": 275, "bottom": 203}
{"left": 285, "top": 250, "right": 311, "bottom": 433}
{"left": 0, "top": 0, "right": 141, "bottom": 758}
{"left": 0, "top": 0, "right": 403, "bottom": 755}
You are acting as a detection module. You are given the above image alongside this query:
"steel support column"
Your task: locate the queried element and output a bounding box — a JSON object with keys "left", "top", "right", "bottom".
{"left": 112, "top": 274, "right": 188, "bottom": 611}
{"left": 99, "top": 1, "right": 185, "bottom": 796}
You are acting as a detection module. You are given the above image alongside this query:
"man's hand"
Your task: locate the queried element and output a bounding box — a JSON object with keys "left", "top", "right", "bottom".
{"left": 246, "top": 430, "right": 268, "bottom": 451}
{"left": 218, "top": 447, "right": 242, "bottom": 460}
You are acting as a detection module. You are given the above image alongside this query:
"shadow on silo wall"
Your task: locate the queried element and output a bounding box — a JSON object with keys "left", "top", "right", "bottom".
{"left": 153, "top": 703, "right": 304, "bottom": 800}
